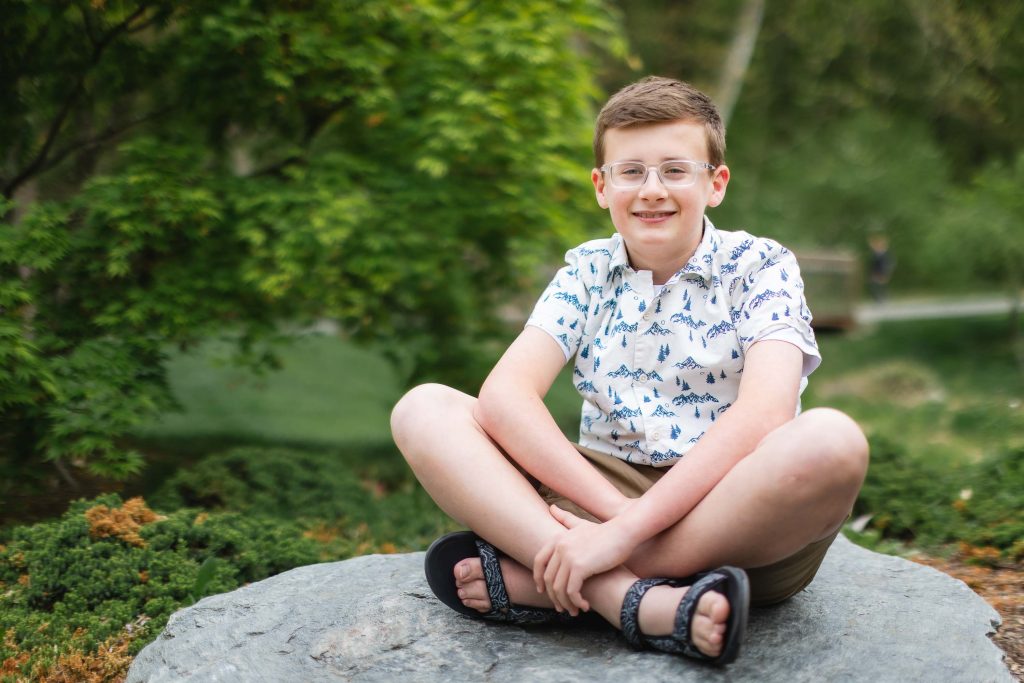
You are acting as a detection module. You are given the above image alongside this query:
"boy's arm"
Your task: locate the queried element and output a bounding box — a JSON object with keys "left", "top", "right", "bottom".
{"left": 473, "top": 325, "right": 629, "bottom": 521}
{"left": 534, "top": 340, "right": 804, "bottom": 613}
{"left": 611, "top": 339, "right": 803, "bottom": 538}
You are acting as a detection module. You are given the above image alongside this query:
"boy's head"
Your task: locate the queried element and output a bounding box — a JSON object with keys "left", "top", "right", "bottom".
{"left": 593, "top": 76, "right": 725, "bottom": 169}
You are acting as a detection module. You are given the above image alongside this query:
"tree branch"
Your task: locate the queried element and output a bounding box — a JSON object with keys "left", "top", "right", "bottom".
{"left": 2, "top": 3, "right": 157, "bottom": 198}
{"left": 31, "top": 104, "right": 178, "bottom": 180}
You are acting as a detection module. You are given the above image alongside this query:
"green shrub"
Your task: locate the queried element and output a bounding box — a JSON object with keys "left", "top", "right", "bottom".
{"left": 855, "top": 437, "right": 1024, "bottom": 560}
{"left": 149, "top": 446, "right": 371, "bottom": 520}
{"left": 149, "top": 445, "right": 458, "bottom": 555}
{"left": 0, "top": 493, "right": 319, "bottom": 680}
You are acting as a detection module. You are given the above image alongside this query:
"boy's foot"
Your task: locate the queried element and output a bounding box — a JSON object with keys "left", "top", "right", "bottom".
{"left": 620, "top": 569, "right": 750, "bottom": 665}
{"left": 425, "top": 531, "right": 575, "bottom": 625}
{"left": 637, "top": 584, "right": 729, "bottom": 658}
{"left": 454, "top": 559, "right": 730, "bottom": 658}
{"left": 454, "top": 556, "right": 555, "bottom": 611}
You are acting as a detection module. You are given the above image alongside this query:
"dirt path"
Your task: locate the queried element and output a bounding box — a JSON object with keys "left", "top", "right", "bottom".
{"left": 911, "top": 555, "right": 1023, "bottom": 680}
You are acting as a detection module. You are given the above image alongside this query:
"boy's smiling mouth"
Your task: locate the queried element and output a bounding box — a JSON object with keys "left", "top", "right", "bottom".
{"left": 633, "top": 210, "right": 677, "bottom": 223}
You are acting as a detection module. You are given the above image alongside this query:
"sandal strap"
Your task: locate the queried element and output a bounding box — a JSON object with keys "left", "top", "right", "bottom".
{"left": 662, "top": 570, "right": 728, "bottom": 659}
{"left": 473, "top": 538, "right": 574, "bottom": 625}
{"left": 619, "top": 577, "right": 679, "bottom": 648}
{"left": 475, "top": 538, "right": 511, "bottom": 614}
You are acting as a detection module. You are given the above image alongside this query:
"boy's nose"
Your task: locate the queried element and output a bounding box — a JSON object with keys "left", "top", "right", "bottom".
{"left": 638, "top": 168, "right": 668, "bottom": 198}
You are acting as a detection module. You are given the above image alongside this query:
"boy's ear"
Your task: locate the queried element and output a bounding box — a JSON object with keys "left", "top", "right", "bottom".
{"left": 591, "top": 168, "right": 610, "bottom": 209}
{"left": 706, "top": 164, "right": 730, "bottom": 208}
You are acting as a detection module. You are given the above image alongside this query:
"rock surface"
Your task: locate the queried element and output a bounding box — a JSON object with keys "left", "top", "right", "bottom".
{"left": 127, "top": 536, "right": 1012, "bottom": 682}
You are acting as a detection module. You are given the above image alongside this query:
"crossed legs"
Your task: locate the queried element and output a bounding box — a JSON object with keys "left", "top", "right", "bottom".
{"left": 391, "top": 383, "right": 868, "bottom": 655}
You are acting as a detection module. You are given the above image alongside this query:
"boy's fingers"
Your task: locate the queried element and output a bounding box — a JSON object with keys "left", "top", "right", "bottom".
{"left": 568, "top": 574, "right": 588, "bottom": 612}
{"left": 533, "top": 545, "right": 553, "bottom": 592}
{"left": 549, "top": 504, "right": 584, "bottom": 529}
{"left": 554, "top": 562, "right": 573, "bottom": 614}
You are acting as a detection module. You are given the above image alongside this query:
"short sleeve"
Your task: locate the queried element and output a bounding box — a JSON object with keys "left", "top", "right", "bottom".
{"left": 734, "top": 245, "right": 821, "bottom": 377}
{"left": 525, "top": 249, "right": 591, "bottom": 361}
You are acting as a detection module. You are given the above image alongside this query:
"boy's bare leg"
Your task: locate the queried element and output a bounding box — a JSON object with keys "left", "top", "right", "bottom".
{"left": 391, "top": 383, "right": 732, "bottom": 655}
{"left": 625, "top": 407, "right": 868, "bottom": 578}
{"left": 392, "top": 385, "right": 866, "bottom": 654}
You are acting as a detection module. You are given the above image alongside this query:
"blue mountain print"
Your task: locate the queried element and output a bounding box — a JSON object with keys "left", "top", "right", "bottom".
{"left": 670, "top": 313, "right": 706, "bottom": 329}
{"left": 577, "top": 246, "right": 612, "bottom": 258}
{"left": 749, "top": 289, "right": 793, "bottom": 310}
{"left": 651, "top": 405, "right": 677, "bottom": 417}
{"left": 643, "top": 322, "right": 673, "bottom": 336}
{"left": 672, "top": 392, "right": 719, "bottom": 406}
{"left": 576, "top": 380, "right": 597, "bottom": 393}
{"left": 730, "top": 239, "right": 753, "bottom": 260}
{"left": 609, "top": 406, "right": 643, "bottom": 420}
{"left": 649, "top": 449, "right": 682, "bottom": 464}
{"left": 674, "top": 356, "right": 705, "bottom": 370}
{"left": 553, "top": 291, "right": 587, "bottom": 312}
{"left": 707, "top": 321, "right": 735, "bottom": 338}
{"left": 611, "top": 321, "right": 639, "bottom": 334}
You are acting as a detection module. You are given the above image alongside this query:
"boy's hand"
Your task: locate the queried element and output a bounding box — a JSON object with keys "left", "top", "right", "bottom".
{"left": 532, "top": 505, "right": 636, "bottom": 615}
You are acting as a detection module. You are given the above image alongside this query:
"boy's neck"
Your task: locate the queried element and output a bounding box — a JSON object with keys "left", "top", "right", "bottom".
{"left": 623, "top": 226, "right": 705, "bottom": 286}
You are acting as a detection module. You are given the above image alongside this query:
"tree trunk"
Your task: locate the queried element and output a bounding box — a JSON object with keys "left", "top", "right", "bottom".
{"left": 716, "top": 0, "right": 766, "bottom": 126}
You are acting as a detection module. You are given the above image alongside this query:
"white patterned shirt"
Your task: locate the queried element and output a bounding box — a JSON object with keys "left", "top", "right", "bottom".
{"left": 526, "top": 218, "right": 820, "bottom": 467}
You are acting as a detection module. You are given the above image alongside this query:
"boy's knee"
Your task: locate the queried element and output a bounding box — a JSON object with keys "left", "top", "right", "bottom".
{"left": 769, "top": 408, "right": 868, "bottom": 497}
{"left": 390, "top": 383, "right": 470, "bottom": 450}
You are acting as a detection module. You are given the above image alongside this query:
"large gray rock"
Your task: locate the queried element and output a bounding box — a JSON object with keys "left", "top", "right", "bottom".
{"left": 127, "top": 536, "right": 1012, "bottom": 682}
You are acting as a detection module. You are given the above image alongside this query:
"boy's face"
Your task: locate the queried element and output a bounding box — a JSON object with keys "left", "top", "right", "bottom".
{"left": 591, "top": 120, "right": 729, "bottom": 268}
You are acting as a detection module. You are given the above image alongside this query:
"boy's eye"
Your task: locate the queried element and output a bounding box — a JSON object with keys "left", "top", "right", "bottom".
{"left": 617, "top": 165, "right": 645, "bottom": 176}
{"left": 662, "top": 164, "right": 692, "bottom": 177}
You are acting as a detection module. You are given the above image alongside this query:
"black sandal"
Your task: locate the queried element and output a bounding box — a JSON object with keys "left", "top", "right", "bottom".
{"left": 424, "top": 531, "right": 578, "bottom": 626}
{"left": 619, "top": 567, "right": 750, "bottom": 665}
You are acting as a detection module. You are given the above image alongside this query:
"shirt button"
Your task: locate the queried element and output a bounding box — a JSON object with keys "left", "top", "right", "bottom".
{"left": 643, "top": 313, "right": 651, "bottom": 321}
{"left": 651, "top": 431, "right": 663, "bottom": 441}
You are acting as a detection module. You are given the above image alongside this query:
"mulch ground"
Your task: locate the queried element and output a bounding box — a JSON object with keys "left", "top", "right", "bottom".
{"left": 909, "top": 555, "right": 1023, "bottom": 681}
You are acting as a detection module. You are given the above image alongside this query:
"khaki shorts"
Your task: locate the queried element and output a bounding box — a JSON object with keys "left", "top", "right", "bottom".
{"left": 536, "top": 444, "right": 841, "bottom": 608}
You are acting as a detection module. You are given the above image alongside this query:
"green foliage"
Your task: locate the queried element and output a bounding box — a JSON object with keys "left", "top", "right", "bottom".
{"left": 855, "top": 438, "right": 1024, "bottom": 559}
{"left": 0, "top": 493, "right": 319, "bottom": 679}
{"left": 718, "top": 111, "right": 954, "bottom": 288}
{"left": 0, "top": 0, "right": 626, "bottom": 479}
{"left": 928, "top": 151, "right": 1024, "bottom": 297}
{"left": 804, "top": 315, "right": 1024, "bottom": 560}
{"left": 149, "top": 445, "right": 458, "bottom": 553}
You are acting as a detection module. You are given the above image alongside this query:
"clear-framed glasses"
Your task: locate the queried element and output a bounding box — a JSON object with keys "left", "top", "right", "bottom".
{"left": 600, "top": 159, "right": 716, "bottom": 189}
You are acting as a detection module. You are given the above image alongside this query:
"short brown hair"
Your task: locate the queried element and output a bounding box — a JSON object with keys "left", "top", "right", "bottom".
{"left": 593, "top": 76, "right": 725, "bottom": 168}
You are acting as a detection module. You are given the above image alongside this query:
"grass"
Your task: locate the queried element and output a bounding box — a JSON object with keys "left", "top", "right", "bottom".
{"left": 135, "top": 333, "right": 405, "bottom": 446}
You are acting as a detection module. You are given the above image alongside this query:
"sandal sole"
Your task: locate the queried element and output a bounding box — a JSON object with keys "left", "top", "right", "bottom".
{"left": 424, "top": 530, "right": 484, "bottom": 618}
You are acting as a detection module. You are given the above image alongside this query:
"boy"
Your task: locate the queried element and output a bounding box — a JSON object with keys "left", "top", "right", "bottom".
{"left": 391, "top": 76, "right": 867, "bottom": 665}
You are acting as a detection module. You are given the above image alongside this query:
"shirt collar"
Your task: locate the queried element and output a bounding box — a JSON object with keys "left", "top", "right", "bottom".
{"left": 609, "top": 216, "right": 719, "bottom": 282}
{"left": 678, "top": 216, "right": 719, "bottom": 282}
